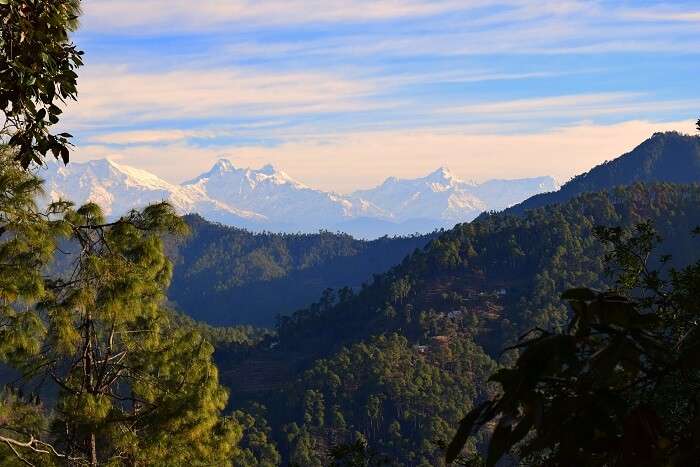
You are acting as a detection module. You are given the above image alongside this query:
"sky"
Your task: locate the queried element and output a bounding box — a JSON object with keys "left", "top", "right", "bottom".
{"left": 63, "top": 0, "right": 700, "bottom": 193}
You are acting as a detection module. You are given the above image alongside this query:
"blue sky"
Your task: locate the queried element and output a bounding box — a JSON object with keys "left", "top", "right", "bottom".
{"left": 64, "top": 0, "right": 700, "bottom": 192}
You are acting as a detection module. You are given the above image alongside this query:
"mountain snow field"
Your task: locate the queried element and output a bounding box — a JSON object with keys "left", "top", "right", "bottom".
{"left": 40, "top": 158, "right": 558, "bottom": 238}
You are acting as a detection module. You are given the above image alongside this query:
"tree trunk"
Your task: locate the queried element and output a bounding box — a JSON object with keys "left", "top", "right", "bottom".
{"left": 90, "top": 432, "right": 97, "bottom": 466}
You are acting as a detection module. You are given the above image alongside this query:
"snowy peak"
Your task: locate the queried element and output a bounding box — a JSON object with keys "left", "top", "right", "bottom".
{"left": 181, "top": 159, "right": 353, "bottom": 225}
{"left": 378, "top": 167, "right": 475, "bottom": 192}
{"left": 351, "top": 168, "right": 483, "bottom": 222}
{"left": 94, "top": 159, "right": 175, "bottom": 190}
{"left": 247, "top": 164, "right": 300, "bottom": 187}
{"left": 351, "top": 168, "right": 557, "bottom": 222}
{"left": 184, "top": 158, "right": 238, "bottom": 184}
{"left": 424, "top": 166, "right": 459, "bottom": 183}
{"left": 42, "top": 158, "right": 177, "bottom": 208}
{"left": 40, "top": 159, "right": 265, "bottom": 226}
{"left": 185, "top": 159, "right": 303, "bottom": 190}
{"left": 213, "top": 158, "right": 236, "bottom": 172}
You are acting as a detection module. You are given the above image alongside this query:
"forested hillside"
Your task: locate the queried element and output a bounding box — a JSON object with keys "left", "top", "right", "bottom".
{"left": 505, "top": 132, "right": 700, "bottom": 215}
{"left": 216, "top": 182, "right": 700, "bottom": 466}
{"left": 167, "top": 132, "right": 700, "bottom": 327}
{"left": 166, "top": 215, "right": 435, "bottom": 325}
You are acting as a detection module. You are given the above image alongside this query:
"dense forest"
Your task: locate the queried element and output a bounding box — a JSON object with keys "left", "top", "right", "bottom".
{"left": 215, "top": 181, "right": 700, "bottom": 466}
{"left": 166, "top": 215, "right": 434, "bottom": 325}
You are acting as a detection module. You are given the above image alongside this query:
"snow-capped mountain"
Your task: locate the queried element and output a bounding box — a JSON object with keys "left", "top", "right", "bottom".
{"left": 350, "top": 167, "right": 558, "bottom": 222}
{"left": 39, "top": 159, "right": 266, "bottom": 227}
{"left": 39, "top": 158, "right": 558, "bottom": 238}
{"left": 181, "top": 159, "right": 386, "bottom": 229}
{"left": 350, "top": 167, "right": 487, "bottom": 222}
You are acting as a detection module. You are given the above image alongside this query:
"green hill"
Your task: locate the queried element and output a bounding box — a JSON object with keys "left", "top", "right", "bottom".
{"left": 217, "top": 182, "right": 700, "bottom": 466}
{"left": 166, "top": 132, "right": 700, "bottom": 328}
{"left": 166, "top": 215, "right": 435, "bottom": 325}
{"left": 505, "top": 131, "right": 700, "bottom": 215}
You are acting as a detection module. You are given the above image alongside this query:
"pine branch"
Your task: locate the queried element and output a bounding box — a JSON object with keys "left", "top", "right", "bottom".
{"left": 0, "top": 433, "right": 81, "bottom": 466}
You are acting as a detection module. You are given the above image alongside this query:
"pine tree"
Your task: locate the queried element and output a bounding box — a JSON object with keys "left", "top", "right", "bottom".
{"left": 0, "top": 149, "right": 72, "bottom": 464}
{"left": 0, "top": 2, "right": 245, "bottom": 463}
{"left": 0, "top": 151, "right": 241, "bottom": 465}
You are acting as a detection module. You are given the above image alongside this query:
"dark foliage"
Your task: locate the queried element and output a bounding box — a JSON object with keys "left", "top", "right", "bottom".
{"left": 166, "top": 214, "right": 434, "bottom": 325}
{"left": 0, "top": 0, "right": 83, "bottom": 168}
{"left": 170, "top": 310, "right": 272, "bottom": 347}
{"left": 447, "top": 223, "right": 700, "bottom": 466}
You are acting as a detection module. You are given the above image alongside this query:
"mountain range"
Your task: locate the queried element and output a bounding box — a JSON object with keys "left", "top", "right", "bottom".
{"left": 164, "top": 131, "right": 700, "bottom": 327}
{"left": 39, "top": 158, "right": 557, "bottom": 238}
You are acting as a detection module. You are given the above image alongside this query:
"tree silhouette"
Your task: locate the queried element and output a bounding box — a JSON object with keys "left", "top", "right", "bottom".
{"left": 0, "top": 0, "right": 83, "bottom": 168}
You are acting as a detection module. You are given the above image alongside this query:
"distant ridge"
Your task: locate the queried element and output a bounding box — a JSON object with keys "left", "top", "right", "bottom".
{"left": 504, "top": 131, "right": 700, "bottom": 216}
{"left": 41, "top": 158, "right": 557, "bottom": 238}
{"left": 167, "top": 214, "right": 435, "bottom": 326}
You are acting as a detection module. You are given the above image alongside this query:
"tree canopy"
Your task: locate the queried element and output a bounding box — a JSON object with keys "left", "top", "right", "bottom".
{"left": 447, "top": 223, "right": 700, "bottom": 466}
{"left": 217, "top": 182, "right": 700, "bottom": 466}
{"left": 0, "top": 151, "right": 241, "bottom": 465}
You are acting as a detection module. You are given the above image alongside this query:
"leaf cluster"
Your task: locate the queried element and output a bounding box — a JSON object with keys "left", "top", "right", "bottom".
{"left": 0, "top": 0, "right": 83, "bottom": 168}
{"left": 447, "top": 224, "right": 700, "bottom": 466}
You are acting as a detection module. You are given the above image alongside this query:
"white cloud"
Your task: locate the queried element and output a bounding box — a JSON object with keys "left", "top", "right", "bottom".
{"left": 86, "top": 129, "right": 218, "bottom": 145}
{"left": 621, "top": 7, "right": 700, "bottom": 23}
{"left": 63, "top": 64, "right": 383, "bottom": 128}
{"left": 441, "top": 93, "right": 640, "bottom": 114}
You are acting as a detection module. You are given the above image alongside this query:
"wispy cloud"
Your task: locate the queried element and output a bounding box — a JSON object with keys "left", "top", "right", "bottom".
{"left": 65, "top": 65, "right": 384, "bottom": 128}
{"left": 439, "top": 93, "right": 700, "bottom": 120}
{"left": 82, "top": 0, "right": 471, "bottom": 32}
{"left": 81, "top": 0, "right": 700, "bottom": 57}
{"left": 86, "top": 129, "right": 219, "bottom": 145}
{"left": 621, "top": 6, "right": 700, "bottom": 23}
{"left": 84, "top": 122, "right": 291, "bottom": 146}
